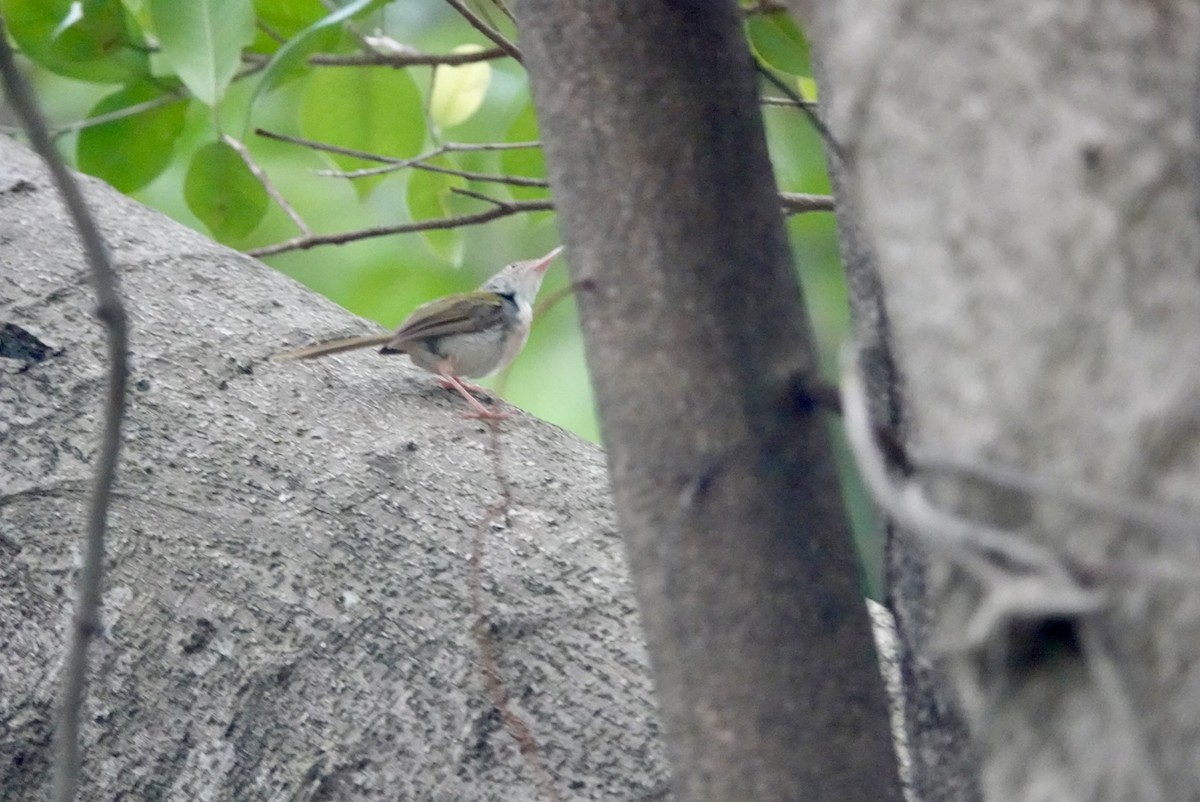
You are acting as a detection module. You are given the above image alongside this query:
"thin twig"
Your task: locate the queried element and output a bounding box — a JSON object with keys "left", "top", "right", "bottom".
{"left": 755, "top": 61, "right": 846, "bottom": 163}
{"left": 51, "top": 62, "right": 265, "bottom": 140}
{"left": 469, "top": 422, "right": 562, "bottom": 801}
{"left": 0, "top": 19, "right": 130, "bottom": 802}
{"left": 254, "top": 127, "right": 396, "bottom": 163}
{"left": 410, "top": 161, "right": 548, "bottom": 188}
{"left": 489, "top": 0, "right": 517, "bottom": 24}
{"left": 307, "top": 46, "right": 506, "bottom": 67}
{"left": 314, "top": 140, "right": 541, "bottom": 181}
{"left": 762, "top": 95, "right": 818, "bottom": 109}
{"left": 50, "top": 89, "right": 186, "bottom": 140}
{"left": 780, "top": 192, "right": 835, "bottom": 215}
{"left": 256, "top": 19, "right": 287, "bottom": 45}
{"left": 222, "top": 134, "right": 311, "bottom": 236}
{"left": 247, "top": 199, "right": 554, "bottom": 257}
{"left": 443, "top": 0, "right": 523, "bottom": 63}
{"left": 449, "top": 186, "right": 508, "bottom": 206}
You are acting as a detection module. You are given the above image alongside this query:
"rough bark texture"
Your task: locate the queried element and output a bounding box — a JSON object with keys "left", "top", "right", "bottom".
{"left": 805, "top": 0, "right": 1200, "bottom": 799}
{"left": 0, "top": 136, "right": 670, "bottom": 801}
{"left": 808, "top": 51, "right": 983, "bottom": 802}
{"left": 519, "top": 3, "right": 903, "bottom": 801}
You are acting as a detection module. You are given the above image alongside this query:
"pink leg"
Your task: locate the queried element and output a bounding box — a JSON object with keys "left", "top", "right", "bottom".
{"left": 437, "top": 376, "right": 488, "bottom": 394}
{"left": 441, "top": 374, "right": 508, "bottom": 420}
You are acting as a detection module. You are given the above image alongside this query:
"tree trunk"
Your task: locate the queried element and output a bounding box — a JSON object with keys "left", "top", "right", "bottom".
{"left": 803, "top": 0, "right": 1200, "bottom": 799}
{"left": 808, "top": 49, "right": 983, "bottom": 802}
{"left": 519, "top": 3, "right": 903, "bottom": 800}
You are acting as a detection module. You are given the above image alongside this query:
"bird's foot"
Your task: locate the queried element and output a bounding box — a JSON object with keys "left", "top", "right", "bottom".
{"left": 438, "top": 376, "right": 488, "bottom": 395}
{"left": 439, "top": 374, "right": 507, "bottom": 420}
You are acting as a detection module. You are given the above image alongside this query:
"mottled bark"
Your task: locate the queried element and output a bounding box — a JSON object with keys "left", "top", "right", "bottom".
{"left": 803, "top": 0, "right": 1200, "bottom": 799}
{"left": 519, "top": 3, "right": 903, "bottom": 800}
{"left": 0, "top": 136, "right": 667, "bottom": 801}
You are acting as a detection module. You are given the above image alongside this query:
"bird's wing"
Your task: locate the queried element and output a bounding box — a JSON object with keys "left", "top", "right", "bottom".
{"left": 384, "top": 292, "right": 506, "bottom": 351}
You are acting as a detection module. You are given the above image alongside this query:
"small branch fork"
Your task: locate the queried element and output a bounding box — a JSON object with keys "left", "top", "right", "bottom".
{"left": 0, "top": 19, "right": 131, "bottom": 802}
{"left": 246, "top": 196, "right": 553, "bottom": 257}
{"left": 222, "top": 134, "right": 311, "bottom": 237}
{"left": 469, "top": 422, "right": 563, "bottom": 801}
{"left": 443, "top": 0, "right": 523, "bottom": 63}
{"left": 246, "top": 130, "right": 833, "bottom": 256}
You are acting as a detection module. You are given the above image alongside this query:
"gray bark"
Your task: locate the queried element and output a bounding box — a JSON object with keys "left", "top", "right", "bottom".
{"left": 519, "top": 3, "right": 903, "bottom": 801}
{"left": 804, "top": 0, "right": 1200, "bottom": 799}
{"left": 0, "top": 135, "right": 669, "bottom": 801}
{"left": 808, "top": 50, "right": 983, "bottom": 802}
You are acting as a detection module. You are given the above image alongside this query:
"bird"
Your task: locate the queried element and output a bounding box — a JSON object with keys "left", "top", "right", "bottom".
{"left": 277, "top": 246, "right": 563, "bottom": 419}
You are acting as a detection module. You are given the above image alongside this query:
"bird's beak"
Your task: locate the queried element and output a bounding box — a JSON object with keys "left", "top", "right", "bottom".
{"left": 531, "top": 245, "right": 564, "bottom": 274}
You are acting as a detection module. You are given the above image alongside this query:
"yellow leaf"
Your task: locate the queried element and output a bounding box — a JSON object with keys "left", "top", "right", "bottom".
{"left": 429, "top": 44, "right": 491, "bottom": 128}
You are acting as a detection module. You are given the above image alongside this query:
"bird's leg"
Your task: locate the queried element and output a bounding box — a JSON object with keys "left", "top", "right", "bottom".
{"left": 440, "top": 373, "right": 508, "bottom": 420}
{"left": 437, "top": 376, "right": 489, "bottom": 395}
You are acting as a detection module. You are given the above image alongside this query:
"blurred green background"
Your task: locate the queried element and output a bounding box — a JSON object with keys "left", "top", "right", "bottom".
{"left": 2, "top": 0, "right": 881, "bottom": 593}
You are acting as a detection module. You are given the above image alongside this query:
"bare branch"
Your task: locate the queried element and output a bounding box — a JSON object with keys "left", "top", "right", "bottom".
{"left": 762, "top": 95, "right": 818, "bottom": 109}
{"left": 222, "top": 134, "right": 312, "bottom": 236}
{"left": 449, "top": 186, "right": 508, "bottom": 206}
{"left": 50, "top": 88, "right": 186, "bottom": 140}
{"left": 247, "top": 198, "right": 554, "bottom": 257}
{"left": 50, "top": 62, "right": 264, "bottom": 140}
{"left": 314, "top": 140, "right": 542, "bottom": 181}
{"left": 307, "top": 46, "right": 506, "bottom": 67}
{"left": 756, "top": 61, "right": 845, "bottom": 163}
{"left": 780, "top": 192, "right": 834, "bottom": 214}
{"left": 443, "top": 0, "right": 523, "bottom": 63}
{"left": 256, "top": 19, "right": 287, "bottom": 45}
{"left": 254, "top": 127, "right": 394, "bottom": 163}
{"left": 0, "top": 19, "right": 130, "bottom": 802}
{"left": 411, "top": 161, "right": 548, "bottom": 188}
{"left": 489, "top": 0, "right": 517, "bottom": 24}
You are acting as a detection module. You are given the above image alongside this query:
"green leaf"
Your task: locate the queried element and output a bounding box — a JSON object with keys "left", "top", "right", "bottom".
{"left": 253, "top": 0, "right": 326, "bottom": 38}
{"left": 1, "top": 0, "right": 150, "bottom": 83}
{"left": 745, "top": 12, "right": 811, "bottom": 77}
{"left": 77, "top": 82, "right": 189, "bottom": 193}
{"left": 147, "top": 0, "right": 255, "bottom": 107}
{"left": 406, "top": 159, "right": 466, "bottom": 262}
{"left": 184, "top": 140, "right": 268, "bottom": 241}
{"left": 428, "top": 45, "right": 491, "bottom": 129}
{"left": 299, "top": 66, "right": 426, "bottom": 196}
{"left": 500, "top": 101, "right": 548, "bottom": 203}
{"left": 250, "top": 0, "right": 385, "bottom": 108}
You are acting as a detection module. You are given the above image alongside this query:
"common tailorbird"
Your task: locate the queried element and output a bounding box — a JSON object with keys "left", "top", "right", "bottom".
{"left": 278, "top": 246, "right": 562, "bottom": 419}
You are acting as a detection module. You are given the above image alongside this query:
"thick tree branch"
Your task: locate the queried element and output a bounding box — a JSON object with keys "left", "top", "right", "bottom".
{"left": 519, "top": 3, "right": 903, "bottom": 800}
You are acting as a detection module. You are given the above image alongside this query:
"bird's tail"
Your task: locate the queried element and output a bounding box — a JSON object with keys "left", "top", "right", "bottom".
{"left": 274, "top": 332, "right": 394, "bottom": 361}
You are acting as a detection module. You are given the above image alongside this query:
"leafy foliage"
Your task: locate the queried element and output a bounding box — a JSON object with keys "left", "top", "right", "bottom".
{"left": 4, "top": 0, "right": 878, "bottom": 590}
{"left": 2, "top": 0, "right": 834, "bottom": 438}
{"left": 184, "top": 140, "right": 268, "bottom": 240}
